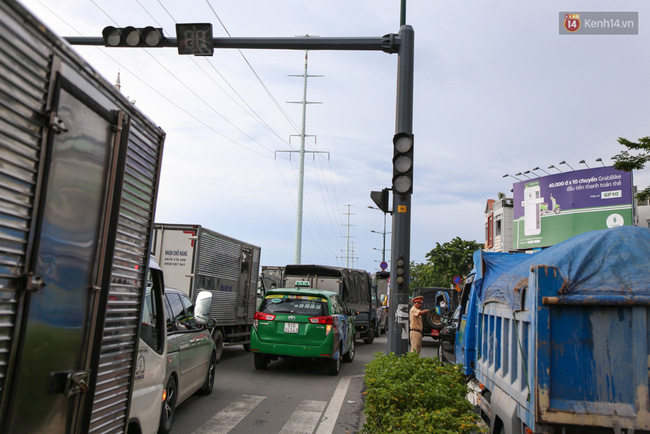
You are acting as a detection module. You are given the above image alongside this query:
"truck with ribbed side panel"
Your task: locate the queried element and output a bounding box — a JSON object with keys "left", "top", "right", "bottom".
{"left": 0, "top": 1, "right": 165, "bottom": 432}
{"left": 151, "top": 224, "right": 261, "bottom": 361}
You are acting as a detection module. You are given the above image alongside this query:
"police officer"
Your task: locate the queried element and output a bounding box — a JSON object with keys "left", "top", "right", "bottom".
{"left": 409, "top": 296, "right": 430, "bottom": 354}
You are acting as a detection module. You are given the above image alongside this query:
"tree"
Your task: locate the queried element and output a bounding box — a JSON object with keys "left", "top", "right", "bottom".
{"left": 613, "top": 136, "right": 650, "bottom": 201}
{"left": 410, "top": 237, "right": 482, "bottom": 291}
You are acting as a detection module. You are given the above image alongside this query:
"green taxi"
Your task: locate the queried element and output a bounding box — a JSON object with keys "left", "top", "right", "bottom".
{"left": 251, "top": 285, "right": 356, "bottom": 375}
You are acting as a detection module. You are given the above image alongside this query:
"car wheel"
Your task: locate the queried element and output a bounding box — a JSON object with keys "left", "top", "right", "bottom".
{"left": 363, "top": 325, "right": 375, "bottom": 344}
{"left": 325, "top": 350, "right": 341, "bottom": 375}
{"left": 254, "top": 353, "right": 269, "bottom": 370}
{"left": 343, "top": 338, "right": 355, "bottom": 363}
{"left": 158, "top": 376, "right": 177, "bottom": 434}
{"left": 212, "top": 329, "right": 224, "bottom": 362}
{"left": 198, "top": 352, "right": 216, "bottom": 395}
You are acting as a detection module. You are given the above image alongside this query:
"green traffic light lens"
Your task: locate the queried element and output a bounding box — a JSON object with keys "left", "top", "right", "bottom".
{"left": 394, "top": 175, "right": 412, "bottom": 193}
{"left": 143, "top": 26, "right": 162, "bottom": 46}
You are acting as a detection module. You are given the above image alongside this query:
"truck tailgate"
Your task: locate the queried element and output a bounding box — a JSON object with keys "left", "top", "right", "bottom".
{"left": 535, "top": 266, "right": 650, "bottom": 430}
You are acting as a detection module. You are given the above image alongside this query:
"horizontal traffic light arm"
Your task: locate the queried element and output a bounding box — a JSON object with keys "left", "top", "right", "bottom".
{"left": 64, "top": 35, "right": 401, "bottom": 52}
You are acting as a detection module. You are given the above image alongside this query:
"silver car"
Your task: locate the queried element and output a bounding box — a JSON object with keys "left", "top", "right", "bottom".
{"left": 159, "top": 288, "right": 217, "bottom": 434}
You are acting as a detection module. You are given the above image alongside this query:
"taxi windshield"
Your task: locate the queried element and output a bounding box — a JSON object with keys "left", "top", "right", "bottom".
{"left": 261, "top": 296, "right": 328, "bottom": 316}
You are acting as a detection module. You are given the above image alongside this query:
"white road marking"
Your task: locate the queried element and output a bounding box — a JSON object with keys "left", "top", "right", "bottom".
{"left": 193, "top": 395, "right": 266, "bottom": 434}
{"left": 281, "top": 400, "right": 327, "bottom": 433}
{"left": 192, "top": 376, "right": 359, "bottom": 433}
{"left": 315, "top": 375, "right": 356, "bottom": 434}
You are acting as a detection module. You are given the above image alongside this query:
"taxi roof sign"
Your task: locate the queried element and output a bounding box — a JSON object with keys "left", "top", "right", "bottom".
{"left": 295, "top": 281, "right": 310, "bottom": 288}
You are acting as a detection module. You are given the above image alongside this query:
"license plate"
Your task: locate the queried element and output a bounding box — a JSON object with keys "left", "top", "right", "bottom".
{"left": 284, "top": 322, "right": 299, "bottom": 333}
{"left": 432, "top": 329, "right": 440, "bottom": 336}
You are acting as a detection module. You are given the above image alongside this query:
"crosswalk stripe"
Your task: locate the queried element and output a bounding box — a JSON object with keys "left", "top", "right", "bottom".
{"left": 315, "top": 376, "right": 355, "bottom": 434}
{"left": 281, "top": 400, "right": 327, "bottom": 433}
{"left": 193, "top": 395, "right": 266, "bottom": 434}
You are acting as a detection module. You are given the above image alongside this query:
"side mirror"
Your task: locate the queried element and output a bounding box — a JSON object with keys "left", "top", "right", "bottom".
{"left": 380, "top": 294, "right": 386, "bottom": 303}
{"left": 194, "top": 291, "right": 213, "bottom": 325}
{"left": 440, "top": 325, "right": 456, "bottom": 343}
{"left": 435, "top": 291, "right": 451, "bottom": 316}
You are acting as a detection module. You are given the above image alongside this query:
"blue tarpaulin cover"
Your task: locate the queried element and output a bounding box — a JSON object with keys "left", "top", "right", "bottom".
{"left": 475, "top": 226, "right": 650, "bottom": 310}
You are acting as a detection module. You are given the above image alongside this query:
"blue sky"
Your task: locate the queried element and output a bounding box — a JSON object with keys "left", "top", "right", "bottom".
{"left": 20, "top": 0, "right": 650, "bottom": 274}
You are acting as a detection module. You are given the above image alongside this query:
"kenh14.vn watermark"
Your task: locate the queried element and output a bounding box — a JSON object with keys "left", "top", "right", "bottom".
{"left": 560, "top": 12, "right": 638, "bottom": 35}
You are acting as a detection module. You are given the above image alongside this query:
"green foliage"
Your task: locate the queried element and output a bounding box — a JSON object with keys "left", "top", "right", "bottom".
{"left": 613, "top": 136, "right": 650, "bottom": 201}
{"left": 410, "top": 237, "right": 481, "bottom": 291}
{"left": 362, "top": 352, "right": 483, "bottom": 434}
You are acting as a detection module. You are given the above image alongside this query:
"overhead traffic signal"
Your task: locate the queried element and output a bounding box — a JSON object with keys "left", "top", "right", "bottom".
{"left": 392, "top": 132, "right": 413, "bottom": 194}
{"left": 102, "top": 26, "right": 165, "bottom": 47}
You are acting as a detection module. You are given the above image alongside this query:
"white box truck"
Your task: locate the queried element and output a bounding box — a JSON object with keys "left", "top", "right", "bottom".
{"left": 152, "top": 224, "right": 261, "bottom": 360}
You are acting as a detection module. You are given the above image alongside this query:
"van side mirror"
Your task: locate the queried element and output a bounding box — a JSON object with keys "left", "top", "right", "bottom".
{"left": 194, "top": 291, "right": 213, "bottom": 325}
{"left": 435, "top": 291, "right": 451, "bottom": 316}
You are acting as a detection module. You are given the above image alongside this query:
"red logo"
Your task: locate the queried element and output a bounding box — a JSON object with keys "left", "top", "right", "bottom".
{"left": 564, "top": 14, "right": 581, "bottom": 32}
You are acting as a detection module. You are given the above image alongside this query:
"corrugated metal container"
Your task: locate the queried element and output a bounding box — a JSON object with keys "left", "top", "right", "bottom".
{"left": 0, "top": 1, "right": 165, "bottom": 432}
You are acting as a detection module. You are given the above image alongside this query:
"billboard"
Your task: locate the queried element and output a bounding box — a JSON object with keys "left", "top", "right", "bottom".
{"left": 513, "top": 167, "right": 633, "bottom": 249}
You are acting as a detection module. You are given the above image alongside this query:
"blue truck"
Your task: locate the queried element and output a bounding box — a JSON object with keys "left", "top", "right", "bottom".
{"left": 449, "top": 226, "right": 650, "bottom": 434}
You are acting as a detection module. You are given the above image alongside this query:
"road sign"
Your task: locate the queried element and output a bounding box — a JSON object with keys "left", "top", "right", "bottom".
{"left": 453, "top": 276, "right": 461, "bottom": 284}
{"left": 380, "top": 261, "right": 388, "bottom": 270}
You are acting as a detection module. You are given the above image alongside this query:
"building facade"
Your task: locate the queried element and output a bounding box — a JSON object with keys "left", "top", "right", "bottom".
{"left": 484, "top": 197, "right": 514, "bottom": 252}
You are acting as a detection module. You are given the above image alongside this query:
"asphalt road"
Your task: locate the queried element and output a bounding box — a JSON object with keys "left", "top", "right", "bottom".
{"left": 169, "top": 333, "right": 441, "bottom": 433}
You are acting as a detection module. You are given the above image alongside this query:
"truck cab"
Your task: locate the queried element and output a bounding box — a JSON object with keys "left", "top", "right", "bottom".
{"left": 283, "top": 265, "right": 375, "bottom": 344}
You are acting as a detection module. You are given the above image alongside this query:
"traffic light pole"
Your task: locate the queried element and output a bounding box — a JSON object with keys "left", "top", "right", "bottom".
{"left": 387, "top": 25, "right": 414, "bottom": 355}
{"left": 66, "top": 26, "right": 415, "bottom": 355}
{"left": 64, "top": 35, "right": 399, "bottom": 52}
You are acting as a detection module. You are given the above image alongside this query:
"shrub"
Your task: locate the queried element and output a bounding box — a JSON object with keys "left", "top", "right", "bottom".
{"left": 362, "top": 352, "right": 483, "bottom": 433}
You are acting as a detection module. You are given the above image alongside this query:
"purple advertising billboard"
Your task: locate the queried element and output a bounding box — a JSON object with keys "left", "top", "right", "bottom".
{"left": 512, "top": 166, "right": 633, "bottom": 249}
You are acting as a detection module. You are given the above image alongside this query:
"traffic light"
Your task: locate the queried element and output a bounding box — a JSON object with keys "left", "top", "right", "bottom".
{"left": 102, "top": 26, "right": 165, "bottom": 47}
{"left": 392, "top": 132, "right": 414, "bottom": 194}
{"left": 395, "top": 256, "right": 406, "bottom": 286}
{"left": 370, "top": 188, "right": 390, "bottom": 213}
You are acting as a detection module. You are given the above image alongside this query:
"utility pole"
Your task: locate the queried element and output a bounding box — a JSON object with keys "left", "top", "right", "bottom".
{"left": 350, "top": 242, "right": 359, "bottom": 268}
{"left": 342, "top": 204, "right": 355, "bottom": 267}
{"left": 369, "top": 206, "right": 390, "bottom": 264}
{"left": 276, "top": 48, "right": 327, "bottom": 264}
{"left": 377, "top": 211, "right": 388, "bottom": 263}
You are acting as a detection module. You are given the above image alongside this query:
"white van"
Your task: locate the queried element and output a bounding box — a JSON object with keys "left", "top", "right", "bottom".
{"left": 128, "top": 258, "right": 217, "bottom": 434}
